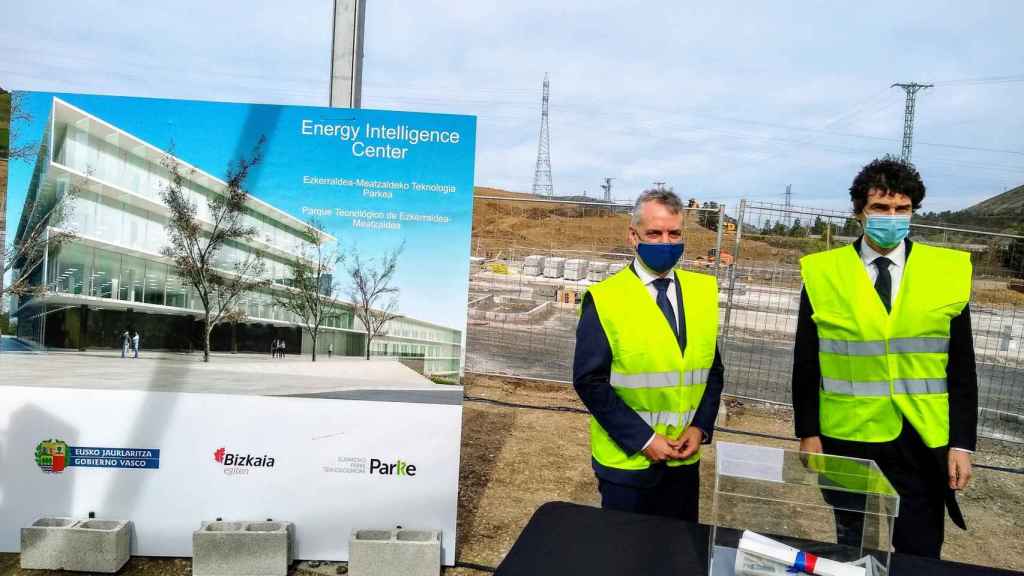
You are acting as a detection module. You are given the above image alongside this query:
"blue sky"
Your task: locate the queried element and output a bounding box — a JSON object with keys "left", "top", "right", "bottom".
{"left": 2, "top": 1, "right": 1023, "bottom": 214}
{"left": 7, "top": 91, "right": 476, "bottom": 330}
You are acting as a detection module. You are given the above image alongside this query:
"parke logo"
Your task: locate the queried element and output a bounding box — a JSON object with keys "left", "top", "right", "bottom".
{"left": 323, "top": 456, "right": 419, "bottom": 477}
{"left": 35, "top": 439, "right": 160, "bottom": 474}
{"left": 214, "top": 447, "right": 275, "bottom": 476}
{"left": 370, "top": 458, "right": 417, "bottom": 476}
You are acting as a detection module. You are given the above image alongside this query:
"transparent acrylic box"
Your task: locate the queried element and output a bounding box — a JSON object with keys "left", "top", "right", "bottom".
{"left": 709, "top": 442, "right": 899, "bottom": 576}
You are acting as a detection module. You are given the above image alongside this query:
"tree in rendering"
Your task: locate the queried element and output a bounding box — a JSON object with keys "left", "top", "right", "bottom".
{"left": 1, "top": 91, "right": 80, "bottom": 301}
{"left": 275, "top": 220, "right": 344, "bottom": 362}
{"left": 347, "top": 242, "right": 404, "bottom": 360}
{"left": 159, "top": 137, "right": 268, "bottom": 362}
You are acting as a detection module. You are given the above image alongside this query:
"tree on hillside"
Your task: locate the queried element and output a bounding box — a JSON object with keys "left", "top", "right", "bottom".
{"left": 811, "top": 215, "right": 827, "bottom": 236}
{"left": 274, "top": 220, "right": 344, "bottom": 362}
{"left": 840, "top": 218, "right": 861, "bottom": 237}
{"left": 788, "top": 218, "right": 807, "bottom": 237}
{"left": 160, "top": 137, "right": 269, "bottom": 362}
{"left": 348, "top": 242, "right": 404, "bottom": 360}
{"left": 699, "top": 201, "right": 720, "bottom": 231}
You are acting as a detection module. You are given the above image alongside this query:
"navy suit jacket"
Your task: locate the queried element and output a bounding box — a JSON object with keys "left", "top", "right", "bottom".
{"left": 573, "top": 265, "right": 725, "bottom": 487}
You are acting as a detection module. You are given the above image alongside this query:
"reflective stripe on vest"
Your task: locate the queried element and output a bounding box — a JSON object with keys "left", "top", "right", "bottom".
{"left": 587, "top": 266, "right": 719, "bottom": 470}
{"left": 610, "top": 369, "right": 710, "bottom": 389}
{"left": 822, "top": 378, "right": 948, "bottom": 396}
{"left": 636, "top": 410, "right": 696, "bottom": 430}
{"left": 819, "top": 337, "right": 949, "bottom": 356}
{"left": 801, "top": 242, "right": 971, "bottom": 448}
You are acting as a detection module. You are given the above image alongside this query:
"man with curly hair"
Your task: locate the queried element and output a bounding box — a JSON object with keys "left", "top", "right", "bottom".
{"left": 792, "top": 156, "right": 977, "bottom": 557}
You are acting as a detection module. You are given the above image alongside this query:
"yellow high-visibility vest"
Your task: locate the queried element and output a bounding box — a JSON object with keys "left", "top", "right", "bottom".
{"left": 585, "top": 266, "right": 719, "bottom": 469}
{"left": 801, "top": 243, "right": 971, "bottom": 448}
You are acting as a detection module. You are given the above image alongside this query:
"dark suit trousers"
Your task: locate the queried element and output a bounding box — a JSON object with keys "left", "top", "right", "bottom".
{"left": 822, "top": 425, "right": 947, "bottom": 558}
{"left": 598, "top": 462, "right": 700, "bottom": 523}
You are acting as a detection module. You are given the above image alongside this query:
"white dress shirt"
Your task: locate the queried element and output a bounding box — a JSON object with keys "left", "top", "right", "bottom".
{"left": 860, "top": 238, "right": 906, "bottom": 307}
{"left": 632, "top": 258, "right": 680, "bottom": 451}
{"left": 633, "top": 258, "right": 678, "bottom": 332}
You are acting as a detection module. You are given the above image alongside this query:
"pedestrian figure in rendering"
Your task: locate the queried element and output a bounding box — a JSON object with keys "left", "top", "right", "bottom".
{"left": 271, "top": 338, "right": 278, "bottom": 358}
{"left": 279, "top": 338, "right": 286, "bottom": 358}
{"left": 121, "top": 329, "right": 130, "bottom": 358}
{"left": 328, "top": 343, "right": 334, "bottom": 359}
{"left": 792, "top": 156, "right": 977, "bottom": 558}
{"left": 572, "top": 188, "right": 725, "bottom": 522}
{"left": 131, "top": 330, "right": 141, "bottom": 359}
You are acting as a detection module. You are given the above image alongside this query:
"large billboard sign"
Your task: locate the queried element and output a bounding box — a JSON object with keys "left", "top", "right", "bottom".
{"left": 0, "top": 91, "right": 476, "bottom": 563}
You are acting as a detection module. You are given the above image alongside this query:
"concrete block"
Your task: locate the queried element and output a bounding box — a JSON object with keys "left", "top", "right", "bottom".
{"left": 587, "top": 261, "right": 609, "bottom": 282}
{"left": 193, "top": 520, "right": 294, "bottom": 576}
{"left": 64, "top": 519, "right": 131, "bottom": 573}
{"left": 20, "top": 517, "right": 75, "bottom": 570}
{"left": 21, "top": 517, "right": 131, "bottom": 573}
{"left": 563, "top": 259, "right": 589, "bottom": 281}
{"left": 543, "top": 257, "right": 565, "bottom": 278}
{"left": 349, "top": 528, "right": 441, "bottom": 576}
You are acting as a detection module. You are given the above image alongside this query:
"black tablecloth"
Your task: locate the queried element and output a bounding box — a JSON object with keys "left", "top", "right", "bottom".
{"left": 495, "top": 501, "right": 1022, "bottom": 576}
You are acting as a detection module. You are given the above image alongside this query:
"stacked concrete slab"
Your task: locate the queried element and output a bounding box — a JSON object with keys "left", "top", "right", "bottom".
{"left": 349, "top": 529, "right": 441, "bottom": 576}
{"left": 523, "top": 255, "right": 544, "bottom": 276}
{"left": 608, "top": 261, "right": 628, "bottom": 275}
{"left": 192, "top": 520, "right": 294, "bottom": 576}
{"left": 543, "top": 257, "right": 565, "bottom": 278}
{"left": 563, "top": 259, "right": 589, "bottom": 281}
{"left": 587, "top": 261, "right": 609, "bottom": 282}
{"left": 21, "top": 517, "right": 130, "bottom": 573}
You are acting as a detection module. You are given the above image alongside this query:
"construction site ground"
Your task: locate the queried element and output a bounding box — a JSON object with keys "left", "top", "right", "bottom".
{"left": 4, "top": 374, "right": 1022, "bottom": 576}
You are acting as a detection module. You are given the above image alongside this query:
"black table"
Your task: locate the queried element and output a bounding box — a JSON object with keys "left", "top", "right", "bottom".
{"left": 495, "top": 501, "right": 1022, "bottom": 576}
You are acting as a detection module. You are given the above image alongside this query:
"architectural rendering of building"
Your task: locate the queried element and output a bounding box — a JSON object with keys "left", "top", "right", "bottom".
{"left": 10, "top": 97, "right": 461, "bottom": 375}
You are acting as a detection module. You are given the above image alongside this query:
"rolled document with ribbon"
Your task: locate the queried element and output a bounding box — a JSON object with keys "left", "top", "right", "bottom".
{"left": 738, "top": 531, "right": 865, "bottom": 576}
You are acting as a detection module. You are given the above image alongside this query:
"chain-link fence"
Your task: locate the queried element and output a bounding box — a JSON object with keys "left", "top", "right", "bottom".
{"left": 464, "top": 195, "right": 1024, "bottom": 443}
{"left": 465, "top": 194, "right": 725, "bottom": 381}
{"left": 723, "top": 200, "right": 1024, "bottom": 443}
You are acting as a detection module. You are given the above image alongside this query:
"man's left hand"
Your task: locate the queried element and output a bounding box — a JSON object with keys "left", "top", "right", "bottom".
{"left": 948, "top": 450, "right": 973, "bottom": 491}
{"left": 668, "top": 427, "right": 704, "bottom": 460}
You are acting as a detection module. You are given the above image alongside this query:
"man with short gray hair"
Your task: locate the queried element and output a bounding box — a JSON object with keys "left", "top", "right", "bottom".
{"left": 573, "top": 188, "right": 725, "bottom": 521}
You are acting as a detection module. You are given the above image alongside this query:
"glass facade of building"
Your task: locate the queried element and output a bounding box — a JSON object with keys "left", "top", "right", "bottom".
{"left": 11, "top": 98, "right": 463, "bottom": 375}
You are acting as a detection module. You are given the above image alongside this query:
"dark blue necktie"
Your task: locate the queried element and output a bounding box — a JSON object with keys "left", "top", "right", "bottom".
{"left": 874, "top": 256, "right": 893, "bottom": 313}
{"left": 652, "top": 278, "right": 677, "bottom": 336}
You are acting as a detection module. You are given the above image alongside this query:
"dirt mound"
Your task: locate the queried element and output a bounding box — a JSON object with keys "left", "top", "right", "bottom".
{"left": 471, "top": 186, "right": 793, "bottom": 263}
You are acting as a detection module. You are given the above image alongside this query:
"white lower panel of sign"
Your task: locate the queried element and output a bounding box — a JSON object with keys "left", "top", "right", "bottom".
{"left": 0, "top": 385, "right": 462, "bottom": 564}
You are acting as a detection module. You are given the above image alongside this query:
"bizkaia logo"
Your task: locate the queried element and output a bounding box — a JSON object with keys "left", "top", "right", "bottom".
{"left": 213, "top": 447, "right": 275, "bottom": 476}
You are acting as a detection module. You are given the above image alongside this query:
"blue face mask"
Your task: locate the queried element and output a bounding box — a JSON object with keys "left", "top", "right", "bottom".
{"left": 864, "top": 215, "right": 911, "bottom": 249}
{"left": 636, "top": 242, "right": 684, "bottom": 274}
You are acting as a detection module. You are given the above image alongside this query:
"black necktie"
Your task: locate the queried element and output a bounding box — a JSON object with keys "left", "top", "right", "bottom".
{"left": 874, "top": 256, "right": 893, "bottom": 313}
{"left": 652, "top": 278, "right": 678, "bottom": 336}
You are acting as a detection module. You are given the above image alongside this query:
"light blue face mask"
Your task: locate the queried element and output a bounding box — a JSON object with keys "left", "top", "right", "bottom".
{"left": 864, "top": 215, "right": 911, "bottom": 249}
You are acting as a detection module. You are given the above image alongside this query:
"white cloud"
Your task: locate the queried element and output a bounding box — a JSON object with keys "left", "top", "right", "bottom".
{"left": 2, "top": 0, "right": 1022, "bottom": 213}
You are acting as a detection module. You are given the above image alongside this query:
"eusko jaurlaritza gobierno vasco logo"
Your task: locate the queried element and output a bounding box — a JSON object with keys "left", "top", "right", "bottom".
{"left": 35, "top": 439, "right": 160, "bottom": 473}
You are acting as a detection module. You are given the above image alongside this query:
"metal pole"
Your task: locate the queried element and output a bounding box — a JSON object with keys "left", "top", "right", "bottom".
{"left": 329, "top": 0, "right": 366, "bottom": 108}
{"left": 721, "top": 199, "right": 746, "bottom": 355}
{"left": 714, "top": 204, "right": 726, "bottom": 280}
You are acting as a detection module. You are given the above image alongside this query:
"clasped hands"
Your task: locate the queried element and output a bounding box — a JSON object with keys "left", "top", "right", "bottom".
{"left": 642, "top": 426, "right": 703, "bottom": 463}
